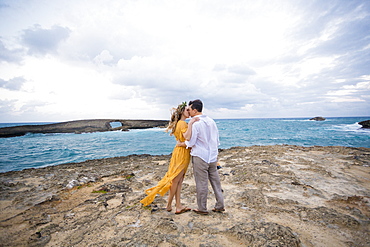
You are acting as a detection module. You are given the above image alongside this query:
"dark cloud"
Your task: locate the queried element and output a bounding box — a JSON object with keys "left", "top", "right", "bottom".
{"left": 21, "top": 24, "right": 71, "bottom": 55}
{"left": 0, "top": 76, "right": 26, "bottom": 91}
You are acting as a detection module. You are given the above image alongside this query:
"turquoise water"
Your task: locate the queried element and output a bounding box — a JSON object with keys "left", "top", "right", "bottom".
{"left": 0, "top": 117, "right": 369, "bottom": 173}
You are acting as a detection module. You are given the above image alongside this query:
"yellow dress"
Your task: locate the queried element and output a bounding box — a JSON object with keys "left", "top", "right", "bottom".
{"left": 140, "top": 120, "right": 191, "bottom": 206}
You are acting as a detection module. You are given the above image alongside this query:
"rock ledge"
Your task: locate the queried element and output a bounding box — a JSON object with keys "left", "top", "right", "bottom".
{"left": 1, "top": 145, "right": 369, "bottom": 246}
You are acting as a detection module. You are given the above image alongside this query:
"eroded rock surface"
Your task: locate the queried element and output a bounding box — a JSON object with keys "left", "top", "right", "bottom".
{"left": 0, "top": 145, "right": 369, "bottom": 246}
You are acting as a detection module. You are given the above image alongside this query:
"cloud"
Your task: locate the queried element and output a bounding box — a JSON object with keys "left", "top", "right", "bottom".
{"left": 0, "top": 0, "right": 369, "bottom": 121}
{"left": 112, "top": 56, "right": 261, "bottom": 111}
{"left": 0, "top": 99, "right": 16, "bottom": 115}
{"left": 21, "top": 24, "right": 71, "bottom": 56}
{"left": 0, "top": 39, "right": 23, "bottom": 63}
{"left": 326, "top": 77, "right": 370, "bottom": 102}
{"left": 0, "top": 76, "right": 26, "bottom": 91}
{"left": 227, "top": 65, "right": 256, "bottom": 76}
{"left": 93, "top": 50, "right": 114, "bottom": 65}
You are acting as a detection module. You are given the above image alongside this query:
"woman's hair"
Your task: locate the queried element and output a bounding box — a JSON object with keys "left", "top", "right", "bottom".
{"left": 166, "top": 102, "right": 187, "bottom": 135}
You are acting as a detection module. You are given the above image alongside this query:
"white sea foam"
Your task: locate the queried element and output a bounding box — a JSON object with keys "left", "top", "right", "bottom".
{"left": 281, "top": 119, "right": 311, "bottom": 122}
{"left": 329, "top": 123, "right": 370, "bottom": 133}
{"left": 128, "top": 127, "right": 166, "bottom": 132}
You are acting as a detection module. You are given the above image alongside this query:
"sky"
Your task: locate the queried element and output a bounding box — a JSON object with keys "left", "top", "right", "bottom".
{"left": 0, "top": 0, "right": 369, "bottom": 122}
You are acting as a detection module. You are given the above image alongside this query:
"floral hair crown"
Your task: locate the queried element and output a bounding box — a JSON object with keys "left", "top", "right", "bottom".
{"left": 179, "top": 101, "right": 187, "bottom": 111}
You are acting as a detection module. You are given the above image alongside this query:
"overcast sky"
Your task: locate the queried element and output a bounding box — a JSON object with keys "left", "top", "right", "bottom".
{"left": 0, "top": 0, "right": 369, "bottom": 122}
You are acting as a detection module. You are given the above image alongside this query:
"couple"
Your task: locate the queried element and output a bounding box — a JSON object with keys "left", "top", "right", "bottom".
{"left": 140, "top": 99, "right": 225, "bottom": 215}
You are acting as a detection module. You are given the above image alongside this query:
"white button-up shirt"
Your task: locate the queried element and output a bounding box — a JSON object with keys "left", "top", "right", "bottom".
{"left": 185, "top": 115, "right": 220, "bottom": 163}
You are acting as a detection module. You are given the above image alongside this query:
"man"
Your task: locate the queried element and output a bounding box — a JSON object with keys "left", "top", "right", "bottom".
{"left": 185, "top": 99, "right": 225, "bottom": 215}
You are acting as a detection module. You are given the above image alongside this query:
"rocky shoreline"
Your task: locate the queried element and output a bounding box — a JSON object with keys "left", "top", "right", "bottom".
{"left": 1, "top": 145, "right": 369, "bottom": 246}
{"left": 0, "top": 119, "right": 168, "bottom": 138}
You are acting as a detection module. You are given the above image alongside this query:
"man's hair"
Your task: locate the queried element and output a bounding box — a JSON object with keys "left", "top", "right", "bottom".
{"left": 189, "top": 99, "right": 203, "bottom": 112}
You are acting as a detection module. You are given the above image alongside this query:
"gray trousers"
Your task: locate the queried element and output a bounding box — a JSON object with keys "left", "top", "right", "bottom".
{"left": 192, "top": 156, "right": 225, "bottom": 211}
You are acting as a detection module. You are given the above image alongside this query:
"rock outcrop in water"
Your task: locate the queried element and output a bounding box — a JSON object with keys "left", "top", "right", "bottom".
{"left": 0, "top": 145, "right": 369, "bottom": 246}
{"left": 309, "top": 116, "right": 326, "bottom": 121}
{"left": 0, "top": 119, "right": 168, "bottom": 138}
{"left": 359, "top": 120, "right": 370, "bottom": 129}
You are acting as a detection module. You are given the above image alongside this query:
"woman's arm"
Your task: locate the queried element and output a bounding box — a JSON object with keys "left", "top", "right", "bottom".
{"left": 183, "top": 117, "right": 199, "bottom": 141}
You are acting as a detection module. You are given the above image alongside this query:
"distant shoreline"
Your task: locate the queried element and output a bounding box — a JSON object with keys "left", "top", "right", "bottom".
{"left": 0, "top": 119, "right": 168, "bottom": 138}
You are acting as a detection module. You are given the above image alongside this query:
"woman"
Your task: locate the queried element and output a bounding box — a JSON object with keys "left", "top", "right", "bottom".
{"left": 140, "top": 102, "right": 197, "bottom": 214}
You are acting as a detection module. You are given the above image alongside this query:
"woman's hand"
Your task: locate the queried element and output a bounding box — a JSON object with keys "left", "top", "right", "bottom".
{"left": 183, "top": 117, "right": 199, "bottom": 141}
{"left": 176, "top": 141, "right": 186, "bottom": 147}
{"left": 182, "top": 117, "right": 199, "bottom": 141}
{"left": 189, "top": 117, "right": 200, "bottom": 124}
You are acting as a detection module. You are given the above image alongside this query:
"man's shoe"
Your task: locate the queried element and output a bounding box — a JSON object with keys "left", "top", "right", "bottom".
{"left": 193, "top": 209, "right": 209, "bottom": 215}
{"left": 212, "top": 208, "right": 225, "bottom": 213}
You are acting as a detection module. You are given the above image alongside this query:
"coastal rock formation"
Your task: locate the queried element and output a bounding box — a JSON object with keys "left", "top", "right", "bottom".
{"left": 359, "top": 120, "right": 370, "bottom": 129}
{"left": 1, "top": 145, "right": 369, "bottom": 246}
{"left": 0, "top": 119, "right": 168, "bottom": 138}
{"left": 309, "top": 116, "right": 326, "bottom": 121}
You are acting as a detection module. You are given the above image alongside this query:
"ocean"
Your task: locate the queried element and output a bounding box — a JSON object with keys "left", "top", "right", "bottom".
{"left": 1, "top": 117, "right": 369, "bottom": 173}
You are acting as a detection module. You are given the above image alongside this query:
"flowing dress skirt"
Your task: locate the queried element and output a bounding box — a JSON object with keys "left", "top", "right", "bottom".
{"left": 140, "top": 121, "right": 190, "bottom": 206}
